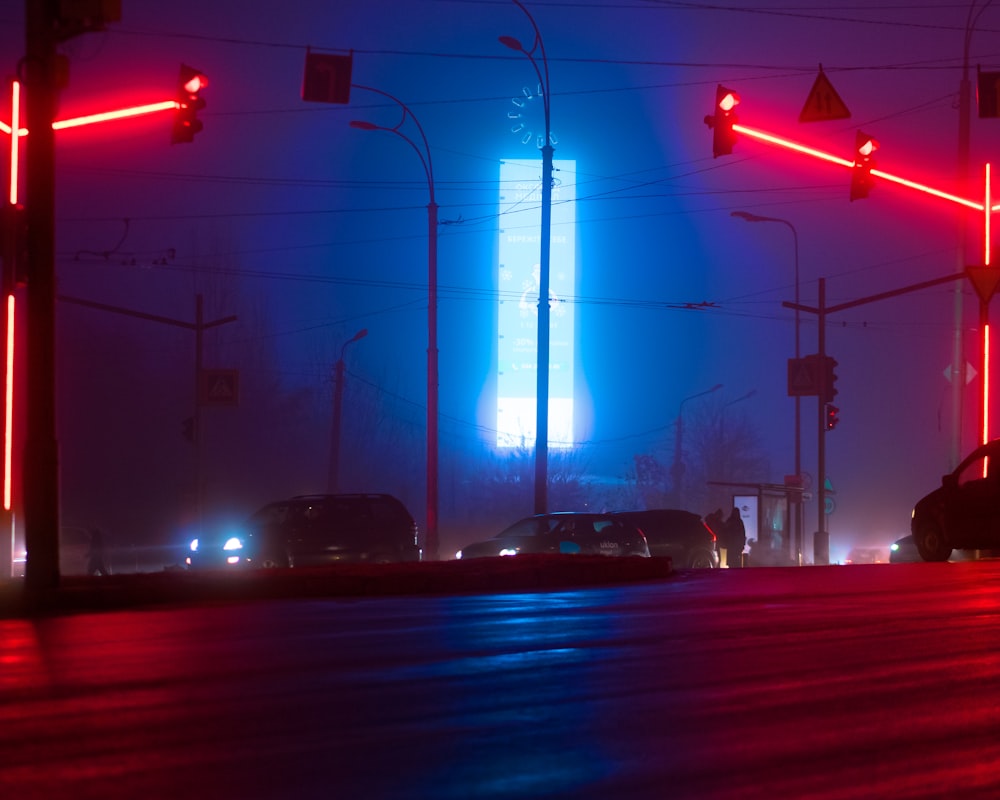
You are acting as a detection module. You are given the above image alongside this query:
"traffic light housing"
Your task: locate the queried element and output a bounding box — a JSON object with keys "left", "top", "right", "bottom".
{"left": 171, "top": 64, "right": 207, "bottom": 144}
{"left": 704, "top": 84, "right": 740, "bottom": 158}
{"left": 850, "top": 130, "right": 878, "bottom": 201}
{"left": 821, "top": 355, "right": 839, "bottom": 403}
{"left": 826, "top": 404, "right": 840, "bottom": 431}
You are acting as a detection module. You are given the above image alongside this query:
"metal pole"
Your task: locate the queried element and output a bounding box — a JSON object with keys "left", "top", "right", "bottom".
{"left": 194, "top": 294, "right": 203, "bottom": 525}
{"left": 955, "top": 1, "right": 993, "bottom": 461}
{"left": 535, "top": 142, "right": 552, "bottom": 514}
{"left": 23, "top": 0, "right": 60, "bottom": 599}
{"left": 427, "top": 198, "right": 439, "bottom": 558}
{"left": 329, "top": 357, "right": 345, "bottom": 494}
{"left": 348, "top": 88, "right": 438, "bottom": 559}
{"left": 816, "top": 278, "right": 829, "bottom": 565}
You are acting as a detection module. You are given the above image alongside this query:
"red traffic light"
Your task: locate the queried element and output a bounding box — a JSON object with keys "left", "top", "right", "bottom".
{"left": 704, "top": 84, "right": 740, "bottom": 158}
{"left": 850, "top": 130, "right": 878, "bottom": 201}
{"left": 825, "top": 404, "right": 840, "bottom": 431}
{"left": 172, "top": 64, "right": 207, "bottom": 144}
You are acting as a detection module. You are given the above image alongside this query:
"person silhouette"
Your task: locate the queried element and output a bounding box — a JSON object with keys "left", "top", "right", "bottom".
{"left": 725, "top": 507, "right": 746, "bottom": 568}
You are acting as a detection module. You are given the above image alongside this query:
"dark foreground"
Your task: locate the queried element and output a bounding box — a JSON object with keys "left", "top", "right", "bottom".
{"left": 2, "top": 559, "right": 1000, "bottom": 798}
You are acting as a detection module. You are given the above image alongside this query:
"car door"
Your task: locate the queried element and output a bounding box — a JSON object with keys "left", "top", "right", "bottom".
{"left": 944, "top": 448, "right": 1000, "bottom": 548}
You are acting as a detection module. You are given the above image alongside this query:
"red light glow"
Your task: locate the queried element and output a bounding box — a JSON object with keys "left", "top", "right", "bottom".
{"left": 4, "top": 294, "right": 13, "bottom": 511}
{"left": 984, "top": 322, "right": 991, "bottom": 446}
{"left": 734, "top": 123, "right": 984, "bottom": 211}
{"left": 8, "top": 81, "right": 19, "bottom": 205}
{"left": 719, "top": 92, "right": 739, "bottom": 113}
{"left": 51, "top": 100, "right": 178, "bottom": 131}
{"left": 183, "top": 74, "right": 207, "bottom": 94}
{"left": 734, "top": 119, "right": 998, "bottom": 446}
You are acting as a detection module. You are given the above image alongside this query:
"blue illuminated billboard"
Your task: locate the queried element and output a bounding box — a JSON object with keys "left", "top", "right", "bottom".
{"left": 497, "top": 159, "right": 576, "bottom": 448}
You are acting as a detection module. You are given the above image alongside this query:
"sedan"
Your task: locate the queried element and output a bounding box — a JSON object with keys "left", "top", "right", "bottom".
{"left": 612, "top": 509, "right": 719, "bottom": 568}
{"left": 456, "top": 512, "right": 650, "bottom": 560}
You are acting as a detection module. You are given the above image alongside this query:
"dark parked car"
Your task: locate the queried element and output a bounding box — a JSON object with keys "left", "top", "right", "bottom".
{"left": 455, "top": 512, "right": 650, "bottom": 560}
{"left": 911, "top": 439, "right": 1000, "bottom": 561}
{"left": 188, "top": 493, "right": 421, "bottom": 568}
{"left": 612, "top": 509, "right": 719, "bottom": 568}
{"left": 889, "top": 535, "right": 920, "bottom": 563}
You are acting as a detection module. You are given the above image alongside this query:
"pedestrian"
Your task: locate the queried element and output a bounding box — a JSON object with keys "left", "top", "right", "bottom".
{"left": 725, "top": 507, "right": 746, "bottom": 568}
{"left": 87, "top": 527, "right": 110, "bottom": 576}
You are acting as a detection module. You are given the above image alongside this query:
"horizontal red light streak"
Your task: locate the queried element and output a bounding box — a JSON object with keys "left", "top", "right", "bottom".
{"left": 1, "top": 100, "right": 178, "bottom": 136}
{"left": 734, "top": 123, "right": 984, "bottom": 212}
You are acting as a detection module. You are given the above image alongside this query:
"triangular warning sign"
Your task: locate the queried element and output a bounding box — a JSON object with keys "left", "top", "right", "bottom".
{"left": 799, "top": 67, "right": 851, "bottom": 123}
{"left": 967, "top": 266, "right": 1000, "bottom": 303}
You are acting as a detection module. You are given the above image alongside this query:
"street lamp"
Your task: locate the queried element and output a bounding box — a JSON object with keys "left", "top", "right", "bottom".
{"left": 500, "top": 0, "right": 554, "bottom": 515}
{"left": 731, "top": 210, "right": 803, "bottom": 561}
{"left": 671, "top": 384, "right": 723, "bottom": 507}
{"left": 328, "top": 328, "right": 367, "bottom": 494}
{"left": 350, "top": 89, "right": 440, "bottom": 560}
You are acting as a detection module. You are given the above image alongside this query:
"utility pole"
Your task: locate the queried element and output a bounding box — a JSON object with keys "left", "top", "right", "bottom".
{"left": 23, "top": 0, "right": 60, "bottom": 601}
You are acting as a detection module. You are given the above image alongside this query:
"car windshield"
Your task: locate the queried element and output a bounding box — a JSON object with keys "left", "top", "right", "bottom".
{"left": 497, "top": 516, "right": 561, "bottom": 538}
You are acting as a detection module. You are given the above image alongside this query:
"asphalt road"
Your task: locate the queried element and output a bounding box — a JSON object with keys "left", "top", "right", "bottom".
{"left": 2, "top": 561, "right": 1000, "bottom": 799}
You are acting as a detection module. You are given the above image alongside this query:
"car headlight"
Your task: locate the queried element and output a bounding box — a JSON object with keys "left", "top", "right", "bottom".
{"left": 890, "top": 542, "right": 900, "bottom": 553}
{"left": 189, "top": 538, "right": 199, "bottom": 553}
{"left": 455, "top": 550, "right": 463, "bottom": 559}
{"left": 499, "top": 548, "right": 518, "bottom": 557}
{"left": 223, "top": 536, "right": 244, "bottom": 551}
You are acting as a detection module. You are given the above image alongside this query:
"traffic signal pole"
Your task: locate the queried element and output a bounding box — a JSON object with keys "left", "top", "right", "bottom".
{"left": 787, "top": 271, "right": 965, "bottom": 564}
{"left": 23, "top": 0, "right": 60, "bottom": 601}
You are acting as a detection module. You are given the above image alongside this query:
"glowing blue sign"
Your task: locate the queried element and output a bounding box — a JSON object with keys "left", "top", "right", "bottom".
{"left": 497, "top": 159, "right": 576, "bottom": 448}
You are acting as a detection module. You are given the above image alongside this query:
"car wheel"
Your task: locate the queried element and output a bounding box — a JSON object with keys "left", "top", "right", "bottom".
{"left": 686, "top": 548, "right": 717, "bottom": 569}
{"left": 259, "top": 551, "right": 289, "bottom": 569}
{"left": 914, "top": 520, "right": 952, "bottom": 562}
{"left": 367, "top": 549, "right": 396, "bottom": 564}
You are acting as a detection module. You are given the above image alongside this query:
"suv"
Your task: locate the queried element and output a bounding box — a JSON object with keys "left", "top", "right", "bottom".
{"left": 911, "top": 440, "right": 1000, "bottom": 562}
{"left": 188, "top": 493, "right": 421, "bottom": 568}
{"left": 612, "top": 509, "right": 719, "bottom": 568}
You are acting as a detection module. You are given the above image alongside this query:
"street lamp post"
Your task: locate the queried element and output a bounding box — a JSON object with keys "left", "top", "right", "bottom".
{"left": 500, "top": 0, "right": 554, "bottom": 515}
{"left": 350, "top": 90, "right": 440, "bottom": 560}
{"left": 731, "top": 210, "right": 803, "bottom": 562}
{"left": 328, "top": 328, "right": 367, "bottom": 494}
{"left": 671, "top": 384, "right": 723, "bottom": 507}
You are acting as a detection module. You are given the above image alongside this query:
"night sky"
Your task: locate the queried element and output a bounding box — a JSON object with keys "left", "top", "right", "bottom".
{"left": 2, "top": 1, "right": 998, "bottom": 561}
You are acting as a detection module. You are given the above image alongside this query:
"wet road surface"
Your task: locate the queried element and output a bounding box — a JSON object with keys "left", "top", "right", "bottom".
{"left": 2, "top": 561, "right": 1000, "bottom": 798}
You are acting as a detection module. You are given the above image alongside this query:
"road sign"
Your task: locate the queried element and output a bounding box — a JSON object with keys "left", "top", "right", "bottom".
{"left": 200, "top": 368, "right": 239, "bottom": 407}
{"left": 967, "top": 265, "right": 1000, "bottom": 303}
{"left": 799, "top": 67, "right": 851, "bottom": 123}
{"left": 787, "top": 356, "right": 820, "bottom": 396}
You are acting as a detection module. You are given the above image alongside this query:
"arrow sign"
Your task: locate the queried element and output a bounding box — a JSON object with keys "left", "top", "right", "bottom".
{"left": 799, "top": 66, "right": 851, "bottom": 123}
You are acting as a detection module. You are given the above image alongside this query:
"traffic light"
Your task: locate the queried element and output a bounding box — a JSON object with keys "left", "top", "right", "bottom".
{"left": 171, "top": 64, "right": 207, "bottom": 144}
{"left": 826, "top": 404, "right": 840, "bottom": 431}
{"left": 704, "top": 84, "right": 740, "bottom": 158}
{"left": 181, "top": 416, "right": 197, "bottom": 443}
{"left": 850, "top": 130, "right": 878, "bottom": 201}
{"left": 822, "top": 355, "right": 839, "bottom": 403}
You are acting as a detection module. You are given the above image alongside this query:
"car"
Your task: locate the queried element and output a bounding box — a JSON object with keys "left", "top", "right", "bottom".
{"left": 844, "top": 546, "right": 890, "bottom": 565}
{"left": 611, "top": 509, "right": 720, "bottom": 568}
{"left": 455, "top": 512, "right": 650, "bottom": 560}
{"left": 889, "top": 535, "right": 921, "bottom": 563}
{"left": 911, "top": 439, "right": 1000, "bottom": 561}
{"left": 187, "top": 493, "right": 421, "bottom": 568}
